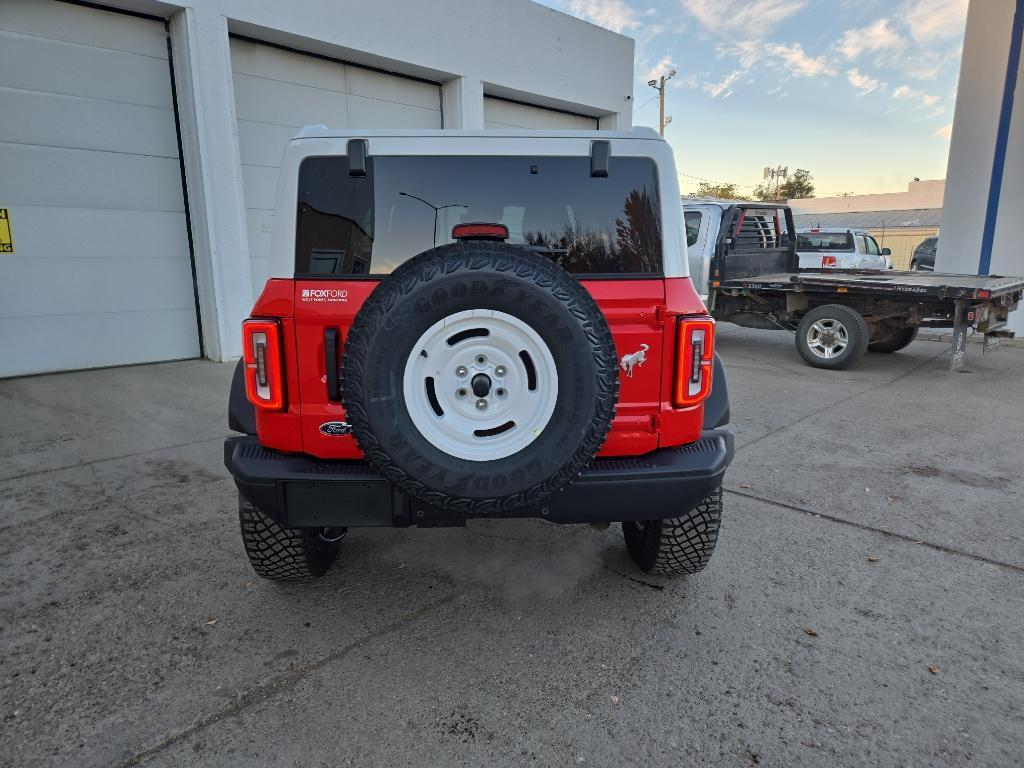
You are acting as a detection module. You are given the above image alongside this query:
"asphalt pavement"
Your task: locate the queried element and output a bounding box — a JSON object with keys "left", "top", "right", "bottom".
{"left": 2, "top": 326, "right": 1022, "bottom": 767}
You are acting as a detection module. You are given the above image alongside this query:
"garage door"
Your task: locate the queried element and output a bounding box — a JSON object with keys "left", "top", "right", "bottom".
{"left": 484, "top": 97, "right": 599, "bottom": 130}
{"left": 0, "top": 0, "right": 200, "bottom": 378}
{"left": 230, "top": 38, "right": 443, "bottom": 293}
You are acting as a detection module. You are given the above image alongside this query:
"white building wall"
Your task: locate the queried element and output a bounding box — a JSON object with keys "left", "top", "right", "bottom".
{"left": 790, "top": 180, "right": 945, "bottom": 215}
{"left": 939, "top": 0, "right": 1023, "bottom": 332}
{"left": 83, "top": 0, "right": 636, "bottom": 361}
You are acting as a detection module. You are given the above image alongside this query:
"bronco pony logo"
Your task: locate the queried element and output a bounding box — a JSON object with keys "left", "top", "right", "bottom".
{"left": 619, "top": 344, "right": 650, "bottom": 378}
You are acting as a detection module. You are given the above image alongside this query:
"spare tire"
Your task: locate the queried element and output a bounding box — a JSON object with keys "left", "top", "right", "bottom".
{"left": 342, "top": 242, "right": 618, "bottom": 514}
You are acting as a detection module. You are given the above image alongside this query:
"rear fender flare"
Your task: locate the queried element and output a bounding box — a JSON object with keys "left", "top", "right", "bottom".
{"left": 702, "top": 353, "right": 730, "bottom": 429}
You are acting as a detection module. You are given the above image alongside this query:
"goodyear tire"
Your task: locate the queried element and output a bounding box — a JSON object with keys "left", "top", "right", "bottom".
{"left": 238, "top": 495, "right": 342, "bottom": 581}
{"left": 622, "top": 488, "right": 722, "bottom": 576}
{"left": 342, "top": 242, "right": 618, "bottom": 514}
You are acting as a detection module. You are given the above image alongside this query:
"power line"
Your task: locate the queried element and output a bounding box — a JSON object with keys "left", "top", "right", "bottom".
{"left": 677, "top": 171, "right": 758, "bottom": 189}
{"left": 632, "top": 93, "right": 659, "bottom": 113}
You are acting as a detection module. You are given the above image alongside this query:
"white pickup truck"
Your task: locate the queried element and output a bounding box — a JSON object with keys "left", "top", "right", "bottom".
{"left": 795, "top": 227, "right": 892, "bottom": 270}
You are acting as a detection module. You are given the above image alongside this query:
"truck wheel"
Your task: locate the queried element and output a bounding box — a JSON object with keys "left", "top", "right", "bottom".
{"left": 238, "top": 495, "right": 343, "bottom": 581}
{"left": 795, "top": 304, "right": 869, "bottom": 370}
{"left": 342, "top": 242, "right": 618, "bottom": 515}
{"left": 869, "top": 326, "right": 918, "bottom": 353}
{"left": 622, "top": 487, "right": 722, "bottom": 576}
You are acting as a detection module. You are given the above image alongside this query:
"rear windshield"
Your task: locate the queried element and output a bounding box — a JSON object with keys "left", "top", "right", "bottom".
{"left": 796, "top": 232, "right": 854, "bottom": 251}
{"left": 295, "top": 155, "right": 662, "bottom": 276}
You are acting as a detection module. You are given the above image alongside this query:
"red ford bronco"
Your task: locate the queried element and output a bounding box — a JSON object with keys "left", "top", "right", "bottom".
{"left": 225, "top": 127, "right": 733, "bottom": 581}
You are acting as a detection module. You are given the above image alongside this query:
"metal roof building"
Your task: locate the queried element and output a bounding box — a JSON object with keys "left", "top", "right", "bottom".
{"left": 793, "top": 209, "right": 943, "bottom": 230}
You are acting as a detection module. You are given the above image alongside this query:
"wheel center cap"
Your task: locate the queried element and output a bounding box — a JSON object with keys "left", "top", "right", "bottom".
{"left": 471, "top": 373, "right": 492, "bottom": 398}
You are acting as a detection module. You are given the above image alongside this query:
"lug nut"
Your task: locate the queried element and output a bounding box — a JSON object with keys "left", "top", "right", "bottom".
{"left": 475, "top": 399, "right": 487, "bottom": 410}
{"left": 494, "top": 365, "right": 506, "bottom": 377}
{"left": 455, "top": 365, "right": 468, "bottom": 377}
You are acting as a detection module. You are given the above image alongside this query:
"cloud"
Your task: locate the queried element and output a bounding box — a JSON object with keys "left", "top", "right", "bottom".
{"left": 838, "top": 18, "right": 907, "bottom": 61}
{"left": 566, "top": 0, "right": 641, "bottom": 33}
{"left": 847, "top": 68, "right": 886, "bottom": 95}
{"left": 703, "top": 70, "right": 741, "bottom": 98}
{"left": 934, "top": 123, "right": 953, "bottom": 140}
{"left": 903, "top": 0, "right": 968, "bottom": 44}
{"left": 892, "top": 84, "right": 943, "bottom": 110}
{"left": 644, "top": 55, "right": 676, "bottom": 82}
{"left": 679, "top": 0, "right": 806, "bottom": 39}
{"left": 723, "top": 40, "right": 836, "bottom": 77}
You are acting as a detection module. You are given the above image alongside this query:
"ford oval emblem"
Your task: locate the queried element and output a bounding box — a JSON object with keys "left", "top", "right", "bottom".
{"left": 319, "top": 421, "right": 352, "bottom": 436}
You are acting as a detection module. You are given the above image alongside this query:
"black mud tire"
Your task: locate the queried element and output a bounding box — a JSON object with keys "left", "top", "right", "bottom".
{"left": 795, "top": 304, "right": 870, "bottom": 370}
{"left": 238, "top": 495, "right": 341, "bottom": 581}
{"left": 869, "top": 326, "right": 919, "bottom": 353}
{"left": 341, "top": 242, "right": 618, "bottom": 515}
{"left": 622, "top": 487, "right": 723, "bottom": 576}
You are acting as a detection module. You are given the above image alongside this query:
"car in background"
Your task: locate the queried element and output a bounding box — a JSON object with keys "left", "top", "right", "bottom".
{"left": 796, "top": 227, "right": 891, "bottom": 270}
{"left": 911, "top": 237, "right": 937, "bottom": 271}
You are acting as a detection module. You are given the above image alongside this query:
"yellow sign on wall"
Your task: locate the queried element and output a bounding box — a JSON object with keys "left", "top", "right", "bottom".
{"left": 0, "top": 209, "right": 13, "bottom": 254}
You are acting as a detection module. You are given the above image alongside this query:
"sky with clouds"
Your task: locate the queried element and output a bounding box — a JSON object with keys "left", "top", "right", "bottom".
{"left": 539, "top": 0, "right": 968, "bottom": 197}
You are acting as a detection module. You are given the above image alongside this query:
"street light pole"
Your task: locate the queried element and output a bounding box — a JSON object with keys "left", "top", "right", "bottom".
{"left": 648, "top": 69, "right": 676, "bottom": 136}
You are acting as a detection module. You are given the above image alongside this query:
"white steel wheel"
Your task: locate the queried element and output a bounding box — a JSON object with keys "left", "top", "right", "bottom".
{"left": 805, "top": 318, "right": 849, "bottom": 360}
{"left": 402, "top": 309, "right": 558, "bottom": 461}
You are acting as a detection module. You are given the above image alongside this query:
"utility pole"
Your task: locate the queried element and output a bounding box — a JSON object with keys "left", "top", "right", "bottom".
{"left": 762, "top": 165, "right": 789, "bottom": 200}
{"left": 648, "top": 69, "right": 676, "bottom": 136}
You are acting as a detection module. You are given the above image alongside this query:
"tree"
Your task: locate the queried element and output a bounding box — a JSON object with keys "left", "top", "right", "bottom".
{"left": 752, "top": 168, "right": 815, "bottom": 201}
{"left": 779, "top": 169, "right": 815, "bottom": 199}
{"left": 694, "top": 181, "right": 742, "bottom": 199}
{"left": 752, "top": 182, "right": 775, "bottom": 202}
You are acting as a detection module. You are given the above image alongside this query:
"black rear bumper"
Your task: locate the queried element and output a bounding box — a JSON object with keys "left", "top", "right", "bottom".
{"left": 224, "top": 430, "right": 734, "bottom": 527}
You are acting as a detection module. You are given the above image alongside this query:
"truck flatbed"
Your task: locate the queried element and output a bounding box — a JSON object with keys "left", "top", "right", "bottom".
{"left": 691, "top": 201, "right": 1023, "bottom": 371}
{"left": 720, "top": 270, "right": 1024, "bottom": 301}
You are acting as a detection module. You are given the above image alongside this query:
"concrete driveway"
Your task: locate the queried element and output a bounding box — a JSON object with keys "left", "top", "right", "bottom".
{"left": 2, "top": 328, "right": 1022, "bottom": 767}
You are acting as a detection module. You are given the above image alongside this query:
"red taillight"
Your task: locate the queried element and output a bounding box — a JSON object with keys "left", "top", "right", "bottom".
{"left": 243, "top": 319, "right": 285, "bottom": 411}
{"left": 822, "top": 255, "right": 837, "bottom": 268}
{"left": 674, "top": 317, "right": 715, "bottom": 408}
{"left": 978, "top": 289, "right": 991, "bottom": 299}
{"left": 452, "top": 223, "right": 509, "bottom": 240}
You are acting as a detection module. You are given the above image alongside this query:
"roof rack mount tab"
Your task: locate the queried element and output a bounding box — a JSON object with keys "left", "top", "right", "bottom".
{"left": 348, "top": 139, "right": 368, "bottom": 177}
{"left": 590, "top": 140, "right": 610, "bottom": 178}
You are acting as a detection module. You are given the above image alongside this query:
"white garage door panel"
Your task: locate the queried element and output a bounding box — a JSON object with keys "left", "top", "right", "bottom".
{"left": 346, "top": 67, "right": 440, "bottom": 110}
{"left": 1, "top": 258, "right": 196, "bottom": 318}
{"left": 1, "top": 145, "right": 185, "bottom": 212}
{"left": 6, "top": 207, "right": 188, "bottom": 262}
{"left": 231, "top": 38, "right": 442, "bottom": 292}
{"left": 236, "top": 119, "right": 304, "bottom": 169}
{"left": 0, "top": 0, "right": 167, "bottom": 56}
{"left": 0, "top": 1, "right": 198, "bottom": 377}
{"left": 0, "top": 30, "right": 173, "bottom": 109}
{"left": 483, "top": 97, "right": 598, "bottom": 130}
{"left": 231, "top": 74, "right": 353, "bottom": 127}
{"left": 0, "top": 310, "right": 200, "bottom": 376}
{"left": 1, "top": 88, "right": 178, "bottom": 158}
{"left": 347, "top": 95, "right": 441, "bottom": 127}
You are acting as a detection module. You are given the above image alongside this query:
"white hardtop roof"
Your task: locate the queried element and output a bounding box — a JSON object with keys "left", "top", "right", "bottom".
{"left": 292, "top": 125, "right": 662, "bottom": 141}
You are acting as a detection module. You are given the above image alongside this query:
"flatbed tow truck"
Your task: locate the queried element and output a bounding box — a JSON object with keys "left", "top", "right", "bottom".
{"left": 684, "top": 199, "right": 1023, "bottom": 371}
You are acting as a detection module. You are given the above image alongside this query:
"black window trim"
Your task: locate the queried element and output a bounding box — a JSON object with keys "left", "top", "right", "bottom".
{"left": 294, "top": 153, "right": 665, "bottom": 279}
